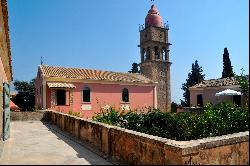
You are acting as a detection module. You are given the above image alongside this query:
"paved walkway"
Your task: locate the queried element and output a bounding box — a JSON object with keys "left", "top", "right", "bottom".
{"left": 0, "top": 121, "right": 112, "bottom": 165}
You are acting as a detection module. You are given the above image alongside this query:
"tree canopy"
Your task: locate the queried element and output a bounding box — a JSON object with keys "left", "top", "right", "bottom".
{"left": 12, "top": 79, "right": 35, "bottom": 111}
{"left": 181, "top": 60, "right": 205, "bottom": 106}
{"left": 222, "top": 47, "right": 234, "bottom": 78}
{"left": 235, "top": 69, "right": 249, "bottom": 107}
{"left": 128, "top": 62, "right": 140, "bottom": 73}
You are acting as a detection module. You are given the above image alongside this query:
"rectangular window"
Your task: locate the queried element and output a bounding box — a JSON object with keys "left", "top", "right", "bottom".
{"left": 197, "top": 94, "right": 203, "bottom": 107}
{"left": 82, "top": 87, "right": 90, "bottom": 102}
{"left": 122, "top": 88, "right": 129, "bottom": 102}
{"left": 56, "top": 90, "right": 66, "bottom": 105}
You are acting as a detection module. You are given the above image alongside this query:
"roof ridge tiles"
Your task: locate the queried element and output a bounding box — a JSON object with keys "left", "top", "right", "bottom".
{"left": 39, "top": 65, "right": 154, "bottom": 84}
{"left": 40, "top": 64, "right": 137, "bottom": 76}
{"left": 189, "top": 76, "right": 239, "bottom": 89}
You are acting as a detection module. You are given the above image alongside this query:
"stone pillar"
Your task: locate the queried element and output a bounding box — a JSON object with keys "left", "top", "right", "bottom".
{"left": 166, "top": 64, "right": 171, "bottom": 112}
{"left": 70, "top": 89, "right": 74, "bottom": 111}
{"left": 51, "top": 89, "right": 56, "bottom": 108}
{"left": 159, "top": 47, "right": 163, "bottom": 60}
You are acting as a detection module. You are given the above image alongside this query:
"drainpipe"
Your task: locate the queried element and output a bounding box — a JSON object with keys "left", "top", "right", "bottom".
{"left": 154, "top": 85, "right": 157, "bottom": 109}
{"left": 42, "top": 80, "right": 46, "bottom": 109}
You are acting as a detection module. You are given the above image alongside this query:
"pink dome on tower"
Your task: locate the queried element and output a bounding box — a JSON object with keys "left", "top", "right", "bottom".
{"left": 145, "top": 5, "right": 163, "bottom": 28}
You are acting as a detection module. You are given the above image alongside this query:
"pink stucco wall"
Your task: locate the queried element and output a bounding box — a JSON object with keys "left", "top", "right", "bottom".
{"left": 75, "top": 83, "right": 154, "bottom": 117}
{"left": 35, "top": 78, "right": 156, "bottom": 118}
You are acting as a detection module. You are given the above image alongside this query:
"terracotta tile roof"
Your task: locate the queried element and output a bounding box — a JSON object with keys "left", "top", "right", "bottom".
{"left": 39, "top": 65, "right": 155, "bottom": 84}
{"left": 47, "top": 82, "right": 76, "bottom": 88}
{"left": 1, "top": 0, "right": 12, "bottom": 81}
{"left": 189, "top": 76, "right": 247, "bottom": 89}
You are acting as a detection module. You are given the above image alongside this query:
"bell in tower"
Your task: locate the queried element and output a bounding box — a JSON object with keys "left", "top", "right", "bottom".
{"left": 139, "top": 4, "right": 172, "bottom": 112}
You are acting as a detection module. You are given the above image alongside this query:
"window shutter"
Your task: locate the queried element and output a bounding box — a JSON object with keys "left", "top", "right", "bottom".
{"left": 66, "top": 90, "right": 70, "bottom": 105}
{"left": 51, "top": 90, "right": 57, "bottom": 106}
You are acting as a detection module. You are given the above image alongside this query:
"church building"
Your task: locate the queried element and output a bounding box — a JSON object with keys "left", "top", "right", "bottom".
{"left": 35, "top": 4, "right": 172, "bottom": 117}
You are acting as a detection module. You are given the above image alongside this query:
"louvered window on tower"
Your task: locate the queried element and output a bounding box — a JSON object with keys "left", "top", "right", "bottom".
{"left": 146, "top": 47, "right": 151, "bottom": 60}
{"left": 142, "top": 48, "right": 146, "bottom": 61}
{"left": 162, "top": 47, "right": 166, "bottom": 61}
{"left": 154, "top": 46, "right": 160, "bottom": 59}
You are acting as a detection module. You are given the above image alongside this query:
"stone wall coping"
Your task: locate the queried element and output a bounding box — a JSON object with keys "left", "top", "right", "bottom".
{"left": 46, "top": 110, "right": 249, "bottom": 155}
{"left": 46, "top": 110, "right": 116, "bottom": 129}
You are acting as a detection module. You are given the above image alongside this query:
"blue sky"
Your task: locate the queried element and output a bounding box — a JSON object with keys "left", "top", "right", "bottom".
{"left": 8, "top": 0, "right": 249, "bottom": 104}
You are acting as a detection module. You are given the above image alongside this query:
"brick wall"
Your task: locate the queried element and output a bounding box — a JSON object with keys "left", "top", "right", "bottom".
{"left": 47, "top": 110, "right": 249, "bottom": 165}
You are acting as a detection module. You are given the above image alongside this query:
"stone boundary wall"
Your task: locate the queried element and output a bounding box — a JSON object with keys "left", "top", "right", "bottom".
{"left": 10, "top": 110, "right": 49, "bottom": 121}
{"left": 46, "top": 110, "right": 249, "bottom": 165}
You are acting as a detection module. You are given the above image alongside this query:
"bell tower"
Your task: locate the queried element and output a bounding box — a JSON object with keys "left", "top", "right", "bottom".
{"left": 139, "top": 4, "right": 172, "bottom": 112}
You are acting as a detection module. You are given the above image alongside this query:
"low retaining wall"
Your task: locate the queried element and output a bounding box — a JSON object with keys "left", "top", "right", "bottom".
{"left": 46, "top": 110, "right": 249, "bottom": 165}
{"left": 10, "top": 110, "right": 49, "bottom": 121}
{"left": 176, "top": 107, "right": 203, "bottom": 114}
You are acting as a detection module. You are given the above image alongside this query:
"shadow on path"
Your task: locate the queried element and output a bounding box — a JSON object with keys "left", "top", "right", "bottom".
{"left": 41, "top": 121, "right": 116, "bottom": 165}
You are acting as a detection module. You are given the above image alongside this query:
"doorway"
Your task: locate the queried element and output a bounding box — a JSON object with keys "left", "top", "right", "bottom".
{"left": 233, "top": 95, "right": 241, "bottom": 106}
{"left": 197, "top": 94, "right": 204, "bottom": 107}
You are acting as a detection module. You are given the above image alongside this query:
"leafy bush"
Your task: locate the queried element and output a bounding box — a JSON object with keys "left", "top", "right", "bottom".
{"left": 68, "top": 110, "right": 81, "bottom": 117}
{"left": 92, "top": 107, "right": 120, "bottom": 125}
{"left": 92, "top": 102, "right": 248, "bottom": 141}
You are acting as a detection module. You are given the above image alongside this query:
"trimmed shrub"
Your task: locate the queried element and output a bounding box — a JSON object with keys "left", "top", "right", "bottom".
{"left": 92, "top": 103, "right": 249, "bottom": 141}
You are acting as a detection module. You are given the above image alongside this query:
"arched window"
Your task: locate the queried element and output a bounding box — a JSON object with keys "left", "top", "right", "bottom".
{"left": 146, "top": 47, "right": 150, "bottom": 60}
{"left": 160, "top": 71, "right": 166, "bottom": 77}
{"left": 142, "top": 48, "right": 146, "bottom": 61}
{"left": 154, "top": 46, "right": 160, "bottom": 59}
{"left": 83, "top": 87, "right": 90, "bottom": 102}
{"left": 162, "top": 47, "right": 166, "bottom": 61}
{"left": 122, "top": 88, "right": 129, "bottom": 102}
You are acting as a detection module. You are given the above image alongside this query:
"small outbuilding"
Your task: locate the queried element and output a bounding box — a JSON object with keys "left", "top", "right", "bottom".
{"left": 189, "top": 77, "right": 246, "bottom": 107}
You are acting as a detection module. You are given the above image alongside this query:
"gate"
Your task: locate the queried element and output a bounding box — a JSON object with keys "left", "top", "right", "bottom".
{"left": 3, "top": 83, "right": 10, "bottom": 141}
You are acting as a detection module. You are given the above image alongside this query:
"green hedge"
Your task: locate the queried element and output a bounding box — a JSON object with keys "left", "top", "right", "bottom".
{"left": 93, "top": 102, "right": 249, "bottom": 141}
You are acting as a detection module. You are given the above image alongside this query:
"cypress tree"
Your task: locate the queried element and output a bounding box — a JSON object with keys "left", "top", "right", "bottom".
{"left": 181, "top": 60, "right": 205, "bottom": 106}
{"left": 222, "top": 48, "right": 234, "bottom": 78}
{"left": 128, "top": 62, "right": 140, "bottom": 73}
